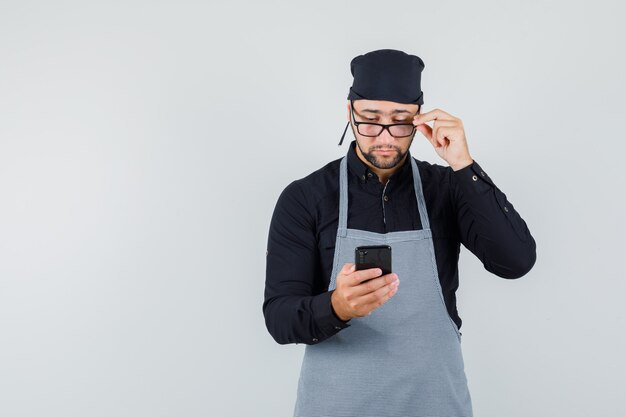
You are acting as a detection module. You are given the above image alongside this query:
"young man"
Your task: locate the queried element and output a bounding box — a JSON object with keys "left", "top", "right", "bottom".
{"left": 263, "top": 48, "right": 536, "bottom": 417}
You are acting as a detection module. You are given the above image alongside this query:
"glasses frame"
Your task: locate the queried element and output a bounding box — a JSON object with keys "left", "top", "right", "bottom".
{"left": 350, "top": 99, "right": 421, "bottom": 138}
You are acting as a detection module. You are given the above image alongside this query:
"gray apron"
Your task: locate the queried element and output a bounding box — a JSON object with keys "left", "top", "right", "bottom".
{"left": 293, "top": 155, "right": 473, "bottom": 417}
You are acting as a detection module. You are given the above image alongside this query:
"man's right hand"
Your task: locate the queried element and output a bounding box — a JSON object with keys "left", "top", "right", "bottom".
{"left": 330, "top": 262, "right": 400, "bottom": 321}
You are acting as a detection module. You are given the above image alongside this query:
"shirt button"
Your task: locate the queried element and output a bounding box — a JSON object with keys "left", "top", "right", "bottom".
{"left": 312, "top": 338, "right": 318, "bottom": 342}
{"left": 504, "top": 206, "right": 509, "bottom": 212}
{"left": 334, "top": 326, "right": 341, "bottom": 330}
{"left": 472, "top": 175, "right": 478, "bottom": 181}
{"left": 384, "top": 195, "right": 389, "bottom": 202}
{"left": 367, "top": 172, "right": 373, "bottom": 177}
{"left": 480, "top": 171, "right": 485, "bottom": 176}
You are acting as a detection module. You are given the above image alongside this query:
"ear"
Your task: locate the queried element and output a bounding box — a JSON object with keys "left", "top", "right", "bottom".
{"left": 346, "top": 102, "right": 351, "bottom": 122}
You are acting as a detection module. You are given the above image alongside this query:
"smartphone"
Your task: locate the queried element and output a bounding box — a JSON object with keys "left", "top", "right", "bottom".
{"left": 355, "top": 245, "right": 392, "bottom": 283}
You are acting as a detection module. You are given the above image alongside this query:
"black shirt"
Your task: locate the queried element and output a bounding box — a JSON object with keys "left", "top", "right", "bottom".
{"left": 263, "top": 140, "right": 536, "bottom": 345}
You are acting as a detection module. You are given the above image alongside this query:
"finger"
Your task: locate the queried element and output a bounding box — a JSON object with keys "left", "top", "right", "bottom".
{"left": 353, "top": 272, "right": 398, "bottom": 296}
{"left": 352, "top": 267, "right": 383, "bottom": 285}
{"left": 415, "top": 122, "right": 432, "bottom": 141}
{"left": 432, "top": 120, "right": 457, "bottom": 128}
{"left": 432, "top": 121, "right": 457, "bottom": 147}
{"left": 418, "top": 123, "right": 442, "bottom": 148}
{"left": 361, "top": 279, "right": 399, "bottom": 311}
{"left": 435, "top": 126, "right": 457, "bottom": 146}
{"left": 414, "top": 108, "right": 457, "bottom": 125}
{"left": 342, "top": 263, "right": 356, "bottom": 274}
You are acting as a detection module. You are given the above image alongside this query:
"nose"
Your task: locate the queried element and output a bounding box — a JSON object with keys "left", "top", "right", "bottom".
{"left": 376, "top": 127, "right": 396, "bottom": 145}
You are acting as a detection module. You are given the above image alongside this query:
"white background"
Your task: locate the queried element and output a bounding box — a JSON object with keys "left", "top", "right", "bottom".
{"left": 1, "top": 1, "right": 625, "bottom": 416}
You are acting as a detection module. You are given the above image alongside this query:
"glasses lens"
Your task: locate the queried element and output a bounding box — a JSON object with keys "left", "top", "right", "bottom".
{"left": 357, "top": 124, "right": 384, "bottom": 137}
{"left": 389, "top": 124, "right": 415, "bottom": 137}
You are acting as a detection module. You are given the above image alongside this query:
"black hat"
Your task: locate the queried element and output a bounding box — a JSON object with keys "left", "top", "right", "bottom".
{"left": 339, "top": 49, "right": 425, "bottom": 145}
{"left": 348, "top": 49, "right": 425, "bottom": 104}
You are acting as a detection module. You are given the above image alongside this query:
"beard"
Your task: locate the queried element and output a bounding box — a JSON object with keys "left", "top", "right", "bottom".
{"left": 356, "top": 137, "right": 414, "bottom": 170}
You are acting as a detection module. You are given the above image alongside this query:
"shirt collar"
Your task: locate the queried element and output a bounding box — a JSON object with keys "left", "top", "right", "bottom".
{"left": 346, "top": 139, "right": 412, "bottom": 183}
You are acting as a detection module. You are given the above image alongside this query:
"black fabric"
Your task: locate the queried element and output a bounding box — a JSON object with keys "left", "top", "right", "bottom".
{"left": 347, "top": 49, "right": 425, "bottom": 105}
{"left": 263, "top": 140, "right": 537, "bottom": 345}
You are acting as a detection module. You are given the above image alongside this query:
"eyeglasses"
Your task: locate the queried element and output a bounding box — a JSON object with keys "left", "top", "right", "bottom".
{"left": 350, "top": 99, "right": 420, "bottom": 138}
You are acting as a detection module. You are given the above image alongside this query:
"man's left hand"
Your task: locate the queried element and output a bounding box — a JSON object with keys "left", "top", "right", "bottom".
{"left": 413, "top": 108, "right": 474, "bottom": 171}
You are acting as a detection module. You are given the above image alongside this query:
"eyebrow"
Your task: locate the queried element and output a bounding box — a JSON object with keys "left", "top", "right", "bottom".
{"left": 360, "top": 109, "right": 413, "bottom": 115}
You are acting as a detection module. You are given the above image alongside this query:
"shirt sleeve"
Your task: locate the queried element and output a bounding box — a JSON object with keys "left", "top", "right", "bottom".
{"left": 263, "top": 180, "right": 351, "bottom": 345}
{"left": 448, "top": 160, "right": 537, "bottom": 278}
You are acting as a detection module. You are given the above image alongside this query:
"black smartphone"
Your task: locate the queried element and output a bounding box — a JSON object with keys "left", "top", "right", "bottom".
{"left": 355, "top": 245, "right": 392, "bottom": 283}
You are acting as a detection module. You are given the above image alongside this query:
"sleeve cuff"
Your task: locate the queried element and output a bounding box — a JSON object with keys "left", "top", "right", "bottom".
{"left": 450, "top": 160, "right": 495, "bottom": 198}
{"left": 312, "top": 290, "right": 351, "bottom": 335}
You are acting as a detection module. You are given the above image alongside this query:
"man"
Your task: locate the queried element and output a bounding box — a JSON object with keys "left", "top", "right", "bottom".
{"left": 263, "top": 49, "right": 536, "bottom": 417}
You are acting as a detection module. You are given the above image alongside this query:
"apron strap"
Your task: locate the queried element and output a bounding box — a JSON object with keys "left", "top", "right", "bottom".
{"left": 338, "top": 156, "right": 349, "bottom": 237}
{"left": 410, "top": 157, "right": 431, "bottom": 230}
{"left": 338, "top": 154, "right": 431, "bottom": 235}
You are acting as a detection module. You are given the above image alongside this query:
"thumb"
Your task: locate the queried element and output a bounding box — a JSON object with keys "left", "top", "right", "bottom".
{"left": 415, "top": 123, "right": 432, "bottom": 140}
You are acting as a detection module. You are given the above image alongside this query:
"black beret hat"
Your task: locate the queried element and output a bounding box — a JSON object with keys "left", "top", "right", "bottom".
{"left": 347, "top": 49, "right": 425, "bottom": 105}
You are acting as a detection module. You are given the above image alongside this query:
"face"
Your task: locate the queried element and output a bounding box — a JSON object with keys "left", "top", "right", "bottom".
{"left": 347, "top": 99, "right": 420, "bottom": 170}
